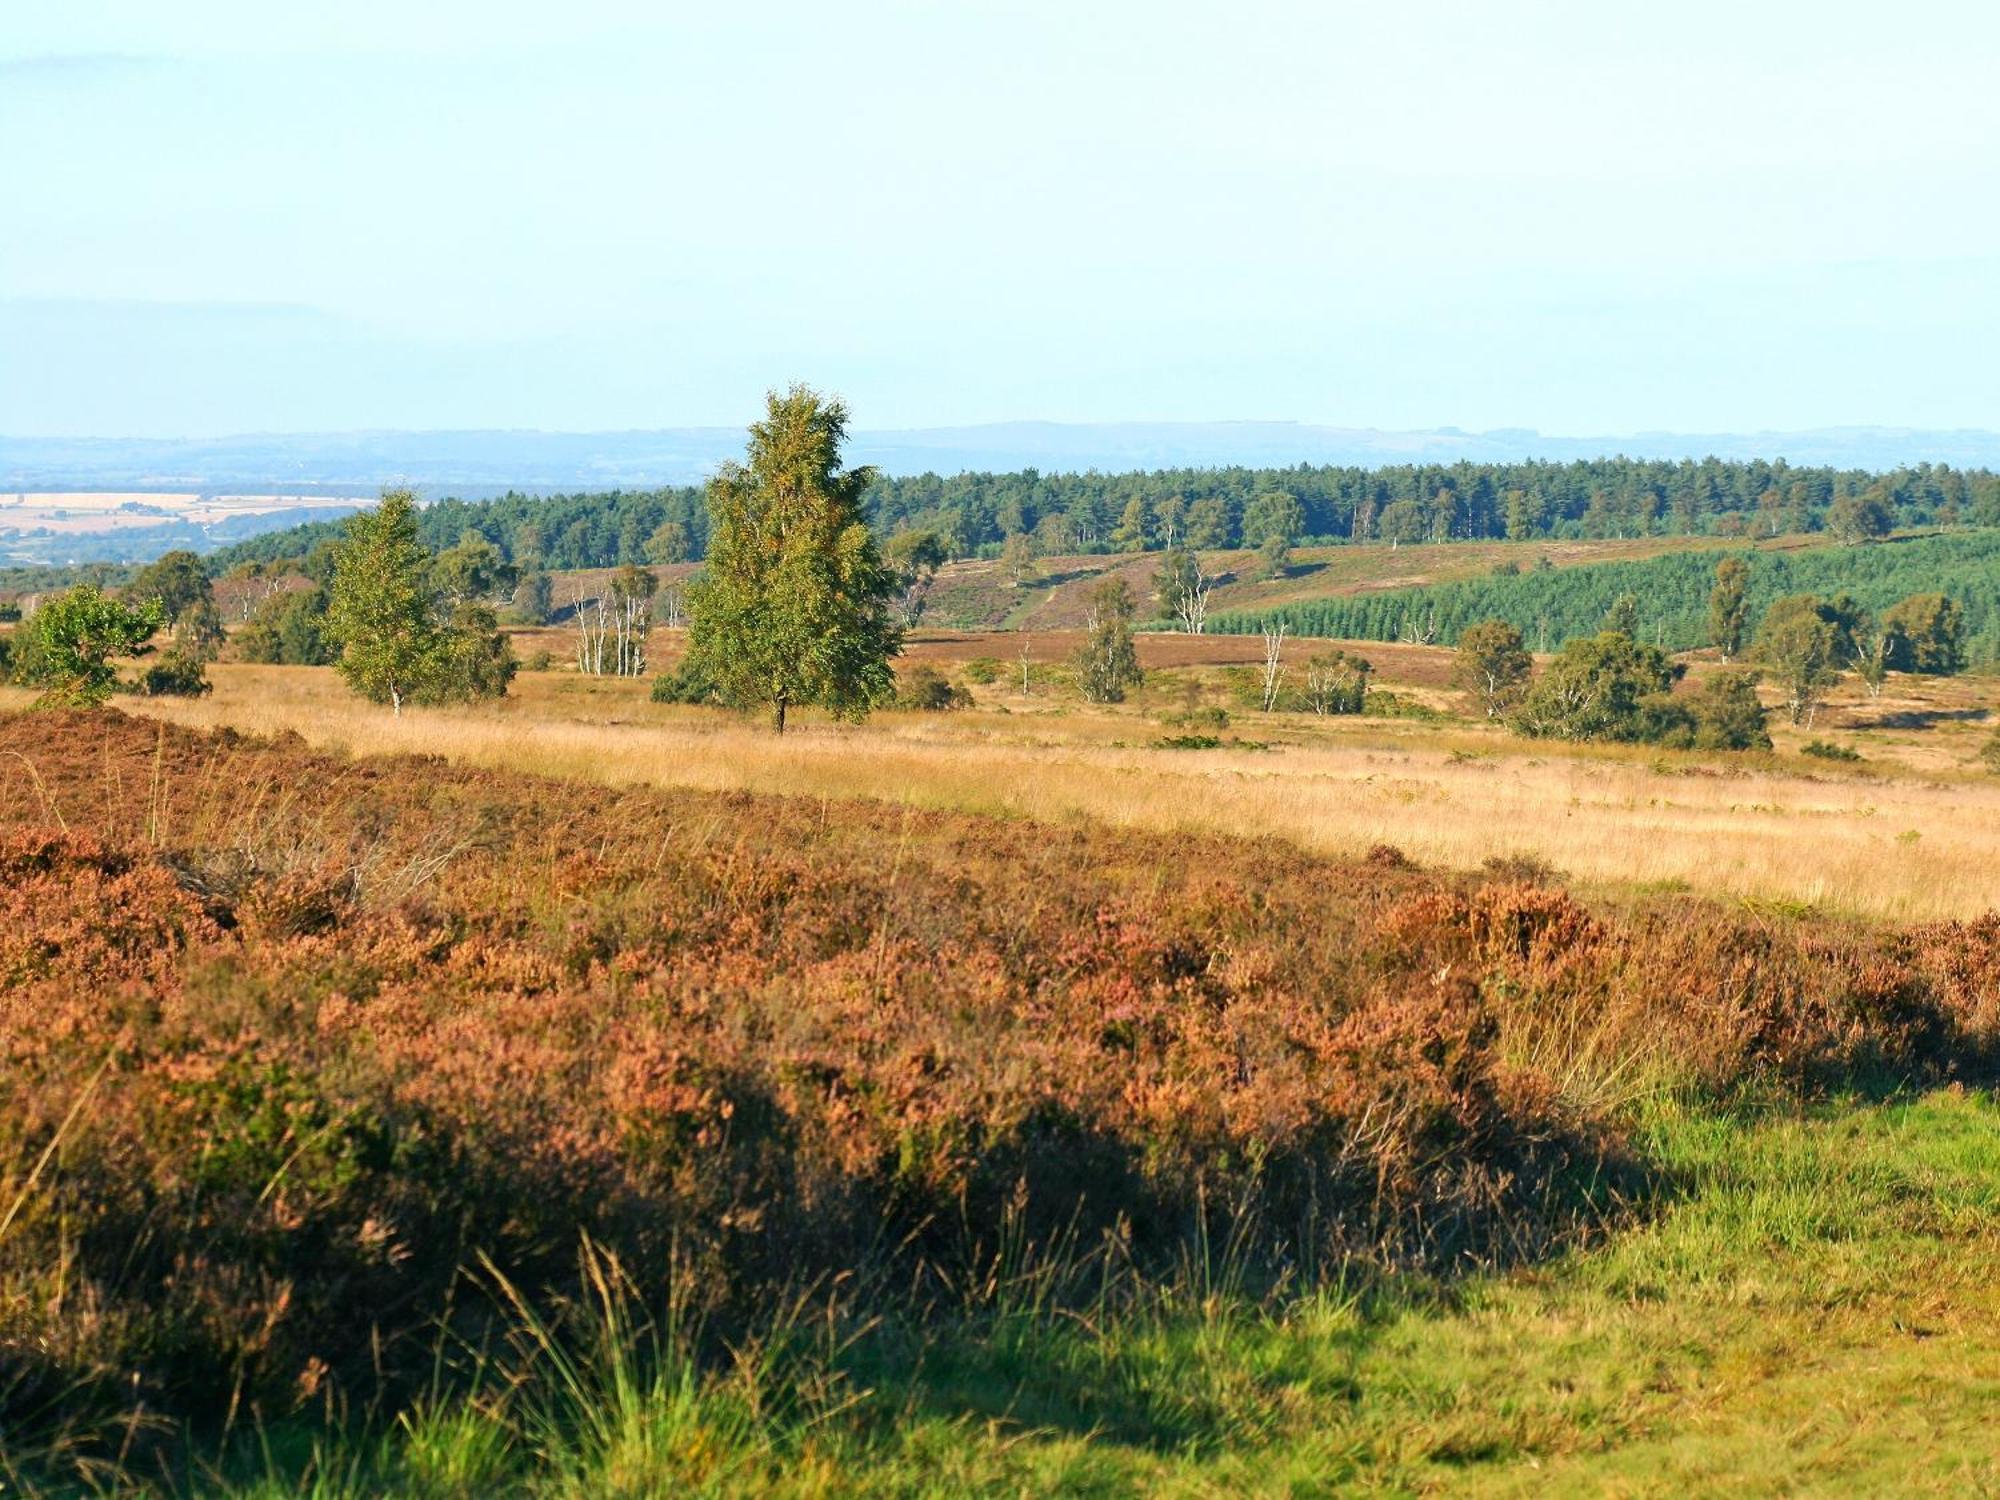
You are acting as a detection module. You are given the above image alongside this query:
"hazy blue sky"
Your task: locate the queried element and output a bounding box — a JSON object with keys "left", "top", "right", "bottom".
{"left": 5, "top": 1, "right": 1998, "bottom": 436}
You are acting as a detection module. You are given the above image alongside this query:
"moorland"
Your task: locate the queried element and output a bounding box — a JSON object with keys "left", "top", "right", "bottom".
{"left": 4, "top": 430, "right": 2000, "bottom": 1495}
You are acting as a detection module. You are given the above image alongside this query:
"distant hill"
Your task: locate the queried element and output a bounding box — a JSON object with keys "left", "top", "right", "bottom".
{"left": 9, "top": 423, "right": 2000, "bottom": 493}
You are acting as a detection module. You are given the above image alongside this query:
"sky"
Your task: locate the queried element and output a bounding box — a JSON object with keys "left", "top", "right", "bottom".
{"left": 4, "top": 0, "right": 1999, "bottom": 438}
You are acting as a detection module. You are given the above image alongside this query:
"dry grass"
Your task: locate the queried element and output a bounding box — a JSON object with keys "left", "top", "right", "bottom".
{"left": 34, "top": 659, "right": 2000, "bottom": 923}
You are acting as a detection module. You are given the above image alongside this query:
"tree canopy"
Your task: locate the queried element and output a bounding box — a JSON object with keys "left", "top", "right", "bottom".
{"left": 682, "top": 386, "right": 901, "bottom": 732}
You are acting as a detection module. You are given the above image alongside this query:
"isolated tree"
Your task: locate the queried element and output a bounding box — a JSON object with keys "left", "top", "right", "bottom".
{"left": 999, "top": 531, "right": 1040, "bottom": 588}
{"left": 1072, "top": 577, "right": 1142, "bottom": 703}
{"left": 328, "top": 490, "right": 453, "bottom": 714}
{"left": 1707, "top": 557, "right": 1750, "bottom": 660}
{"left": 1302, "top": 648, "right": 1370, "bottom": 715}
{"left": 1454, "top": 619, "right": 1533, "bottom": 719}
{"left": 1880, "top": 593, "right": 1964, "bottom": 675}
{"left": 1154, "top": 546, "right": 1214, "bottom": 634}
{"left": 1259, "top": 621, "right": 1288, "bottom": 711}
{"left": 683, "top": 385, "right": 900, "bottom": 732}
{"left": 885, "top": 529, "right": 949, "bottom": 628}
{"left": 1854, "top": 623, "right": 1900, "bottom": 700}
{"left": 1754, "top": 595, "right": 1841, "bottom": 726}
{"left": 14, "top": 585, "right": 163, "bottom": 707}
{"left": 608, "top": 564, "right": 658, "bottom": 677}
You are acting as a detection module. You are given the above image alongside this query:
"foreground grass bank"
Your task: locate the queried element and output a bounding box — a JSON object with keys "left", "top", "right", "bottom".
{"left": 67, "top": 1093, "right": 2000, "bottom": 1496}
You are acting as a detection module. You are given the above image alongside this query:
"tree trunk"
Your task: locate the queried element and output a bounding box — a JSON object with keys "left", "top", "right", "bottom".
{"left": 773, "top": 697, "right": 787, "bottom": 734}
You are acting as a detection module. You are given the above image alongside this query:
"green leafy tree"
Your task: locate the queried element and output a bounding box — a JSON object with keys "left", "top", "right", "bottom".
{"left": 1377, "top": 498, "right": 1425, "bottom": 549}
{"left": 1827, "top": 491, "right": 1894, "bottom": 545}
{"left": 1687, "top": 669, "right": 1772, "bottom": 751}
{"left": 1454, "top": 619, "right": 1533, "bottom": 719}
{"left": 16, "top": 585, "right": 163, "bottom": 707}
{"left": 1073, "top": 577, "right": 1143, "bottom": 703}
{"left": 1514, "top": 632, "right": 1684, "bottom": 742}
{"left": 423, "top": 604, "right": 518, "bottom": 702}
{"left": 128, "top": 550, "right": 224, "bottom": 661}
{"left": 1707, "top": 557, "right": 1751, "bottom": 660}
{"left": 1754, "top": 595, "right": 1842, "bottom": 726}
{"left": 240, "top": 585, "right": 335, "bottom": 666}
{"left": 885, "top": 530, "right": 949, "bottom": 627}
{"left": 430, "top": 534, "right": 517, "bottom": 608}
{"left": 645, "top": 520, "right": 692, "bottom": 566}
{"left": 1602, "top": 593, "right": 1641, "bottom": 638}
{"left": 328, "top": 490, "right": 447, "bottom": 714}
{"left": 1111, "top": 496, "right": 1155, "bottom": 553}
{"left": 1880, "top": 593, "right": 1964, "bottom": 675}
{"left": 511, "top": 570, "right": 555, "bottom": 626}
{"left": 1185, "top": 496, "right": 1233, "bottom": 549}
{"left": 1242, "top": 490, "right": 1305, "bottom": 579}
{"left": 683, "top": 385, "right": 901, "bottom": 733}
{"left": 1153, "top": 547, "right": 1213, "bottom": 634}
{"left": 1301, "top": 648, "right": 1371, "bottom": 715}
{"left": 999, "top": 531, "right": 1040, "bottom": 588}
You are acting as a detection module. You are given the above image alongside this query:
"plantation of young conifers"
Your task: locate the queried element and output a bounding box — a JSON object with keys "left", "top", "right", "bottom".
{"left": 5, "top": 709, "right": 2000, "bottom": 1495}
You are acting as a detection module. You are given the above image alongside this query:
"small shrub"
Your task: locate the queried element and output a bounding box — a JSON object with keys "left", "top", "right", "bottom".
{"left": 1481, "top": 853, "right": 1564, "bottom": 886}
{"left": 1801, "top": 739, "right": 1861, "bottom": 763}
{"left": 962, "top": 656, "right": 1003, "bottom": 685}
{"left": 895, "top": 665, "right": 973, "bottom": 711}
{"left": 1981, "top": 733, "right": 2000, "bottom": 775}
{"left": 1162, "top": 706, "right": 1231, "bottom": 731}
{"left": 130, "top": 648, "right": 212, "bottom": 698}
{"left": 525, "top": 649, "right": 555, "bottom": 672}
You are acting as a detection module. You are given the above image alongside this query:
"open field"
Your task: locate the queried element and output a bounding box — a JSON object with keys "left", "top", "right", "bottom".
{"left": 40, "top": 646, "right": 1996, "bottom": 924}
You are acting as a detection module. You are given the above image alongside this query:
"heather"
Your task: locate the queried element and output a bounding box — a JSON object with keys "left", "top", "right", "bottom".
{"left": 3, "top": 711, "right": 1999, "bottom": 1489}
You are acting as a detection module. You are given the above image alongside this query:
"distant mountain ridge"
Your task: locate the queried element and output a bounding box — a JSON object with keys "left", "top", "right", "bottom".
{"left": 6, "top": 423, "right": 2000, "bottom": 495}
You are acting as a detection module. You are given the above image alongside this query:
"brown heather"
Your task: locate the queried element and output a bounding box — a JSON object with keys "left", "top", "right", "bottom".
{"left": 2, "top": 710, "right": 1997, "bottom": 1459}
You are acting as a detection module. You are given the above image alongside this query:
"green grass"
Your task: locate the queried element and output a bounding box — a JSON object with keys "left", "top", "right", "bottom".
{"left": 136, "top": 1090, "right": 2000, "bottom": 1497}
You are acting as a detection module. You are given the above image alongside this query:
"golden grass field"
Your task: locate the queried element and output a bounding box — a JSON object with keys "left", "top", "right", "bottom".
{"left": 16, "top": 631, "right": 1992, "bottom": 924}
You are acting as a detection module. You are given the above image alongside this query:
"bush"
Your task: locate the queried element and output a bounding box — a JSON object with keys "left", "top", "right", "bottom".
{"left": 525, "top": 649, "right": 555, "bottom": 672}
{"left": 895, "top": 664, "right": 973, "bottom": 711}
{"left": 1687, "top": 669, "right": 1772, "bottom": 751}
{"left": 1802, "top": 739, "right": 1862, "bottom": 762}
{"left": 962, "top": 656, "right": 1003, "bottom": 685}
{"left": 1981, "top": 733, "right": 2000, "bottom": 775}
{"left": 1162, "top": 706, "right": 1231, "bottom": 731}
{"left": 1514, "top": 631, "right": 1683, "bottom": 743}
{"left": 130, "top": 648, "right": 212, "bottom": 698}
